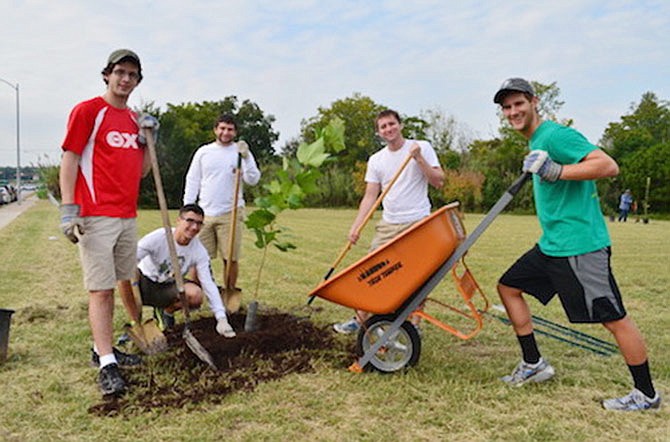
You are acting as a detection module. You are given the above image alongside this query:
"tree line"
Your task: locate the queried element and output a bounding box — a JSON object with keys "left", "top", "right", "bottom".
{"left": 42, "top": 84, "right": 669, "bottom": 215}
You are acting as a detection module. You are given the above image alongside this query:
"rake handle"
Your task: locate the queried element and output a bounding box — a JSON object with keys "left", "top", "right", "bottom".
{"left": 325, "top": 153, "right": 413, "bottom": 278}
{"left": 308, "top": 154, "right": 414, "bottom": 306}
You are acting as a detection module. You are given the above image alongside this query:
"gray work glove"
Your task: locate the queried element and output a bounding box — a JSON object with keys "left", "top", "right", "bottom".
{"left": 237, "top": 140, "right": 250, "bottom": 159}
{"left": 59, "top": 203, "right": 84, "bottom": 244}
{"left": 523, "top": 150, "right": 562, "bottom": 182}
{"left": 138, "top": 114, "right": 160, "bottom": 145}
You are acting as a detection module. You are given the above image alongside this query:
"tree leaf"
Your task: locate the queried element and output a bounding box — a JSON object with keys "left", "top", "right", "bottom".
{"left": 297, "top": 138, "right": 329, "bottom": 167}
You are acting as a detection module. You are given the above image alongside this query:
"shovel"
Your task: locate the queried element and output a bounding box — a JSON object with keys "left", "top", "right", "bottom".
{"left": 120, "top": 277, "right": 168, "bottom": 355}
{"left": 308, "top": 153, "right": 413, "bottom": 305}
{"left": 222, "top": 148, "right": 243, "bottom": 314}
{"left": 143, "top": 127, "right": 217, "bottom": 370}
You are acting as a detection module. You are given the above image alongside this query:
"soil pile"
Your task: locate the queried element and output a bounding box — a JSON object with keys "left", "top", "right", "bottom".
{"left": 90, "top": 308, "right": 354, "bottom": 416}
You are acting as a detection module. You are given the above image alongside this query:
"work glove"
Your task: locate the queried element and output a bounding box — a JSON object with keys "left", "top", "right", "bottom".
{"left": 237, "top": 140, "right": 250, "bottom": 159}
{"left": 216, "top": 317, "right": 236, "bottom": 338}
{"left": 59, "top": 203, "right": 84, "bottom": 244}
{"left": 522, "top": 150, "right": 562, "bottom": 182}
{"left": 138, "top": 114, "right": 160, "bottom": 145}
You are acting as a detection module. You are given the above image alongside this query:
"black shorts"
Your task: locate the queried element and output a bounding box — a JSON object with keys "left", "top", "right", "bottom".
{"left": 138, "top": 271, "right": 201, "bottom": 308}
{"left": 499, "top": 245, "right": 627, "bottom": 323}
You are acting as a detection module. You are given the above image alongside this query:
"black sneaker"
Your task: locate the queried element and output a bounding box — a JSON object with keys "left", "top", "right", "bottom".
{"left": 153, "top": 307, "right": 175, "bottom": 331}
{"left": 163, "top": 312, "right": 175, "bottom": 330}
{"left": 91, "top": 347, "right": 142, "bottom": 368}
{"left": 98, "top": 363, "right": 126, "bottom": 396}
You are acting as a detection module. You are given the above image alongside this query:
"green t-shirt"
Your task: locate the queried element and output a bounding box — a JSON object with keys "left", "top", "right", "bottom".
{"left": 529, "top": 121, "right": 611, "bottom": 256}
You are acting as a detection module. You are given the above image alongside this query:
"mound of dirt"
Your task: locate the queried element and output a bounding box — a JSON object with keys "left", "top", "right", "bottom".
{"left": 89, "top": 308, "right": 355, "bottom": 416}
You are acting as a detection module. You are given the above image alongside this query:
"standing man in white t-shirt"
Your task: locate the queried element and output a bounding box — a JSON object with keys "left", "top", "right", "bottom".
{"left": 333, "top": 109, "right": 445, "bottom": 334}
{"left": 183, "top": 114, "right": 261, "bottom": 292}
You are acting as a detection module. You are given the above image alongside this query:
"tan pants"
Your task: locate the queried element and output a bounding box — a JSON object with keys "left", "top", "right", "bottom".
{"left": 198, "top": 209, "right": 245, "bottom": 261}
{"left": 369, "top": 219, "right": 417, "bottom": 252}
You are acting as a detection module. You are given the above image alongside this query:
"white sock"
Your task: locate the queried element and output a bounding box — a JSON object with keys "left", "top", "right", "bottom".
{"left": 98, "top": 353, "right": 118, "bottom": 369}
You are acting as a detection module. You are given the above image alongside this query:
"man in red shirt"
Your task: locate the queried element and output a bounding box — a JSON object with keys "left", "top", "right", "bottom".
{"left": 59, "top": 49, "right": 155, "bottom": 397}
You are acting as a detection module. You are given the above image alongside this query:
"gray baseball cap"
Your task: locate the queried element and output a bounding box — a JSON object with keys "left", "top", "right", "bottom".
{"left": 107, "top": 49, "right": 141, "bottom": 67}
{"left": 493, "top": 78, "right": 535, "bottom": 104}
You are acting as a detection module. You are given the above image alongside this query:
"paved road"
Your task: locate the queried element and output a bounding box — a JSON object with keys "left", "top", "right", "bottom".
{"left": 0, "top": 195, "right": 39, "bottom": 230}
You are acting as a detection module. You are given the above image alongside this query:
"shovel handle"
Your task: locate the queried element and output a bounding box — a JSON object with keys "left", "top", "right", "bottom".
{"left": 144, "top": 128, "right": 191, "bottom": 322}
{"left": 225, "top": 153, "right": 243, "bottom": 289}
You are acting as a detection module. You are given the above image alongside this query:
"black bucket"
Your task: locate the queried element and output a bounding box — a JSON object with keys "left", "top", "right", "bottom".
{"left": 0, "top": 308, "right": 15, "bottom": 363}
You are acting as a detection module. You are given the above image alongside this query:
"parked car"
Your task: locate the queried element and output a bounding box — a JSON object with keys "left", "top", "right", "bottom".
{"left": 1, "top": 185, "right": 18, "bottom": 203}
{"left": 21, "top": 183, "right": 38, "bottom": 191}
{"left": 0, "top": 187, "right": 10, "bottom": 204}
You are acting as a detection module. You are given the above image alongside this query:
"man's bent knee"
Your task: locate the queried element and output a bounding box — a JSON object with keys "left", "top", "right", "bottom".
{"left": 497, "top": 283, "right": 522, "bottom": 298}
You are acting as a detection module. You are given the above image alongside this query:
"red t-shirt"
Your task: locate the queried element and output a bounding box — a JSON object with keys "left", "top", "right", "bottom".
{"left": 61, "top": 96, "right": 145, "bottom": 218}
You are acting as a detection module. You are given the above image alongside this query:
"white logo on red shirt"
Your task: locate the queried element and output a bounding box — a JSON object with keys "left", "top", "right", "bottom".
{"left": 106, "top": 131, "right": 140, "bottom": 149}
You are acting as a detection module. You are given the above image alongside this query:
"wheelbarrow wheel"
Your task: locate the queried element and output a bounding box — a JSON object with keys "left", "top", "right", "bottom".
{"left": 355, "top": 314, "right": 421, "bottom": 373}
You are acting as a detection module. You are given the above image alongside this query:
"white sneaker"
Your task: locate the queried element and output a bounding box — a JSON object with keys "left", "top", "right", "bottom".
{"left": 216, "top": 318, "right": 236, "bottom": 338}
{"left": 602, "top": 389, "right": 661, "bottom": 411}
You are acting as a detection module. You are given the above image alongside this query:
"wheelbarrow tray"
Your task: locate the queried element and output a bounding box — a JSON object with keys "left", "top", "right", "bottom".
{"left": 309, "top": 202, "right": 465, "bottom": 314}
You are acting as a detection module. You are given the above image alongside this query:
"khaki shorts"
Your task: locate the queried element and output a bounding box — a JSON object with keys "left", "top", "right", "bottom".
{"left": 78, "top": 217, "right": 137, "bottom": 291}
{"left": 369, "top": 219, "right": 417, "bottom": 252}
{"left": 198, "top": 209, "right": 245, "bottom": 261}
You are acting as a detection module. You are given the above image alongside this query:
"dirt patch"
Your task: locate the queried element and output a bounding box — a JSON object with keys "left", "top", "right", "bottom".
{"left": 89, "top": 308, "right": 355, "bottom": 416}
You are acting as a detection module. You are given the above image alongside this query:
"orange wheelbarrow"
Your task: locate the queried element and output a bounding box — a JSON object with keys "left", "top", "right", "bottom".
{"left": 308, "top": 173, "right": 531, "bottom": 373}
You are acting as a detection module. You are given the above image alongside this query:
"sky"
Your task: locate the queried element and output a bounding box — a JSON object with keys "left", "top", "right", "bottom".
{"left": 1, "top": 0, "right": 669, "bottom": 168}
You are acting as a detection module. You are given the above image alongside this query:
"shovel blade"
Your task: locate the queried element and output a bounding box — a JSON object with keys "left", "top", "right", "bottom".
{"left": 222, "top": 288, "right": 242, "bottom": 314}
{"left": 183, "top": 327, "right": 217, "bottom": 370}
{"left": 244, "top": 300, "right": 259, "bottom": 332}
{"left": 125, "top": 319, "right": 168, "bottom": 355}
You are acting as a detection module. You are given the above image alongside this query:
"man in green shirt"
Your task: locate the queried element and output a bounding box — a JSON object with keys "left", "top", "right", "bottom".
{"left": 493, "top": 78, "right": 660, "bottom": 411}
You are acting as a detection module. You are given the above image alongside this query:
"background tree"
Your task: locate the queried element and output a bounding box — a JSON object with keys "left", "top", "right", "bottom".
{"left": 419, "top": 107, "right": 477, "bottom": 208}
{"left": 599, "top": 92, "right": 670, "bottom": 214}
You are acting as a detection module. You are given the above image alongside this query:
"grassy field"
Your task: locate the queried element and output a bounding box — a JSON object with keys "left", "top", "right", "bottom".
{"left": 0, "top": 200, "right": 668, "bottom": 441}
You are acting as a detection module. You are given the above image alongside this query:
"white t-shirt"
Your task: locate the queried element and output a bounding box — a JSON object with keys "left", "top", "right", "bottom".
{"left": 365, "top": 139, "right": 440, "bottom": 224}
{"left": 183, "top": 141, "right": 261, "bottom": 217}
{"left": 137, "top": 228, "right": 226, "bottom": 320}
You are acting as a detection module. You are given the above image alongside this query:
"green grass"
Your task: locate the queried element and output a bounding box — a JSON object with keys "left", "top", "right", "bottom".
{"left": 0, "top": 201, "right": 668, "bottom": 441}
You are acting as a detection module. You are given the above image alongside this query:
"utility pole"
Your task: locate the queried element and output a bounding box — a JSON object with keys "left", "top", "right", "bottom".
{"left": 0, "top": 77, "right": 20, "bottom": 203}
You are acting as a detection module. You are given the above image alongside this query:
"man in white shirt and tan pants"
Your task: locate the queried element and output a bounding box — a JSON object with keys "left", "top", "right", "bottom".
{"left": 183, "top": 114, "right": 261, "bottom": 293}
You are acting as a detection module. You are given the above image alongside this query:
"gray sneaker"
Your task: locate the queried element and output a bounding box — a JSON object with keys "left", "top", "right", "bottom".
{"left": 501, "top": 358, "right": 555, "bottom": 387}
{"left": 602, "top": 389, "right": 661, "bottom": 411}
